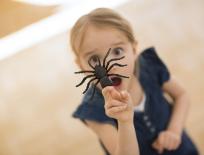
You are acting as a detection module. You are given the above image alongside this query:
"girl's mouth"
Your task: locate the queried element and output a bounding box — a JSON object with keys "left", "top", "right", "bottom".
{"left": 110, "top": 77, "right": 122, "bottom": 87}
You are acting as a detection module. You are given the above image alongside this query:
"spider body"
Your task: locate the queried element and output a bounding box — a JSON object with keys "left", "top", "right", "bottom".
{"left": 94, "top": 65, "right": 113, "bottom": 88}
{"left": 75, "top": 48, "right": 129, "bottom": 100}
{"left": 94, "top": 65, "right": 107, "bottom": 79}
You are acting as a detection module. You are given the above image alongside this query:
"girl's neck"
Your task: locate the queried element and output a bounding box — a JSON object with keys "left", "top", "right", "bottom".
{"left": 128, "top": 75, "right": 144, "bottom": 107}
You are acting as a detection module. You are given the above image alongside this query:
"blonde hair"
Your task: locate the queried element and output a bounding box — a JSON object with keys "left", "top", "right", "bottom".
{"left": 70, "top": 8, "right": 137, "bottom": 56}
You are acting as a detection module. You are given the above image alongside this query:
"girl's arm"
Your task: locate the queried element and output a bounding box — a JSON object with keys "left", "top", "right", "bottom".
{"left": 86, "top": 86, "right": 139, "bottom": 155}
{"left": 152, "top": 76, "right": 190, "bottom": 153}
{"left": 162, "top": 76, "right": 190, "bottom": 135}
{"left": 86, "top": 119, "right": 138, "bottom": 155}
{"left": 117, "top": 120, "right": 138, "bottom": 155}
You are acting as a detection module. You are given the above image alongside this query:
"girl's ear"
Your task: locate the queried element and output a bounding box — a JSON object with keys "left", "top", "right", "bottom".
{"left": 132, "top": 42, "right": 138, "bottom": 60}
{"left": 75, "top": 58, "right": 83, "bottom": 70}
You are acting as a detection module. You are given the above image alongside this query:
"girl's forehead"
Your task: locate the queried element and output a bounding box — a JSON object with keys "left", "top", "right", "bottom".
{"left": 79, "top": 25, "right": 128, "bottom": 55}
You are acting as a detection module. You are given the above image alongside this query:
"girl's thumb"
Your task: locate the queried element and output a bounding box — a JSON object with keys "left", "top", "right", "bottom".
{"left": 102, "top": 86, "right": 113, "bottom": 99}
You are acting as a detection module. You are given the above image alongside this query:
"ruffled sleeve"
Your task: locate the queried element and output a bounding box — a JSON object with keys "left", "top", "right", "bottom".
{"left": 140, "top": 47, "right": 170, "bottom": 86}
{"left": 72, "top": 86, "right": 117, "bottom": 127}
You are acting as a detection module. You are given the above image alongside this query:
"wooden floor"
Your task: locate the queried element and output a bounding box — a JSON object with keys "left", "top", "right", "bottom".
{"left": 0, "top": 0, "right": 203, "bottom": 154}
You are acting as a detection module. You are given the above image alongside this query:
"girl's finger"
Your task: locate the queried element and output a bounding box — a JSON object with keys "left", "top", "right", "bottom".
{"left": 157, "top": 134, "right": 165, "bottom": 154}
{"left": 120, "top": 90, "right": 129, "bottom": 101}
{"left": 152, "top": 140, "right": 159, "bottom": 150}
{"left": 107, "top": 104, "right": 127, "bottom": 114}
{"left": 152, "top": 138, "right": 164, "bottom": 154}
{"left": 105, "top": 99, "right": 126, "bottom": 109}
{"left": 165, "top": 136, "right": 173, "bottom": 150}
{"left": 165, "top": 132, "right": 180, "bottom": 150}
{"left": 163, "top": 134, "right": 170, "bottom": 149}
{"left": 102, "top": 86, "right": 113, "bottom": 100}
{"left": 168, "top": 138, "right": 176, "bottom": 150}
{"left": 171, "top": 136, "right": 181, "bottom": 150}
{"left": 158, "top": 144, "right": 164, "bottom": 154}
{"left": 109, "top": 87, "right": 122, "bottom": 100}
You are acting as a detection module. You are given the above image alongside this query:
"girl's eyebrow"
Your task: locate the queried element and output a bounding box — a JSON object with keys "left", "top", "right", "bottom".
{"left": 84, "top": 51, "right": 94, "bottom": 57}
{"left": 83, "top": 48, "right": 97, "bottom": 57}
{"left": 83, "top": 41, "right": 125, "bottom": 57}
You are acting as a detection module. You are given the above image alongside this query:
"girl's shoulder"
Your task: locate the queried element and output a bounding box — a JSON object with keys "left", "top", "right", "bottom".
{"left": 138, "top": 47, "right": 170, "bottom": 87}
{"left": 139, "top": 46, "right": 166, "bottom": 66}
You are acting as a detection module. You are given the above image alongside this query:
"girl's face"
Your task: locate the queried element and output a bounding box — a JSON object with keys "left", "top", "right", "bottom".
{"left": 76, "top": 25, "right": 138, "bottom": 91}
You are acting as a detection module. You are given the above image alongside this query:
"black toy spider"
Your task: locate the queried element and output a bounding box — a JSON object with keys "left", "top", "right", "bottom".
{"left": 75, "top": 48, "right": 129, "bottom": 99}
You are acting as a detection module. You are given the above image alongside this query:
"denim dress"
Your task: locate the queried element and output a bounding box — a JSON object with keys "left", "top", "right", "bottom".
{"left": 72, "top": 47, "right": 199, "bottom": 155}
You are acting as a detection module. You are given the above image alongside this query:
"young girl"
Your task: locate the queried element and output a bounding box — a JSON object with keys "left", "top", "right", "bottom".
{"left": 71, "top": 8, "right": 199, "bottom": 155}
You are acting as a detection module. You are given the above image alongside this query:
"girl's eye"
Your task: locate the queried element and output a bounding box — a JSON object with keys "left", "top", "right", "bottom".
{"left": 112, "top": 48, "right": 124, "bottom": 56}
{"left": 89, "top": 55, "right": 99, "bottom": 66}
{"left": 91, "top": 55, "right": 98, "bottom": 62}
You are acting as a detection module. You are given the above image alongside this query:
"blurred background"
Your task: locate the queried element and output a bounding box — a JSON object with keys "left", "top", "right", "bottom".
{"left": 0, "top": 0, "right": 203, "bottom": 154}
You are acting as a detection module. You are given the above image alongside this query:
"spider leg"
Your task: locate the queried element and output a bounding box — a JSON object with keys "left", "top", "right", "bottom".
{"left": 82, "top": 77, "right": 97, "bottom": 94}
{"left": 96, "top": 56, "right": 102, "bottom": 66}
{"left": 90, "top": 80, "right": 100, "bottom": 100}
{"left": 107, "top": 63, "right": 127, "bottom": 72}
{"left": 75, "top": 70, "right": 94, "bottom": 74}
{"left": 88, "top": 59, "right": 95, "bottom": 69}
{"left": 76, "top": 74, "right": 95, "bottom": 87}
{"left": 107, "top": 73, "right": 129, "bottom": 79}
{"left": 105, "top": 56, "right": 125, "bottom": 69}
{"left": 103, "top": 48, "right": 111, "bottom": 67}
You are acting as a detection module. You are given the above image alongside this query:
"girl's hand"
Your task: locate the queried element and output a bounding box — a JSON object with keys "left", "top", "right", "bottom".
{"left": 152, "top": 130, "right": 181, "bottom": 154}
{"left": 102, "top": 86, "right": 134, "bottom": 124}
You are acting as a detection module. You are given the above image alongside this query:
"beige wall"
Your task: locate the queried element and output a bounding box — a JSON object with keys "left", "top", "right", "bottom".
{"left": 0, "top": 0, "right": 203, "bottom": 154}
{"left": 0, "top": 32, "right": 104, "bottom": 155}
{"left": 0, "top": 0, "right": 56, "bottom": 38}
